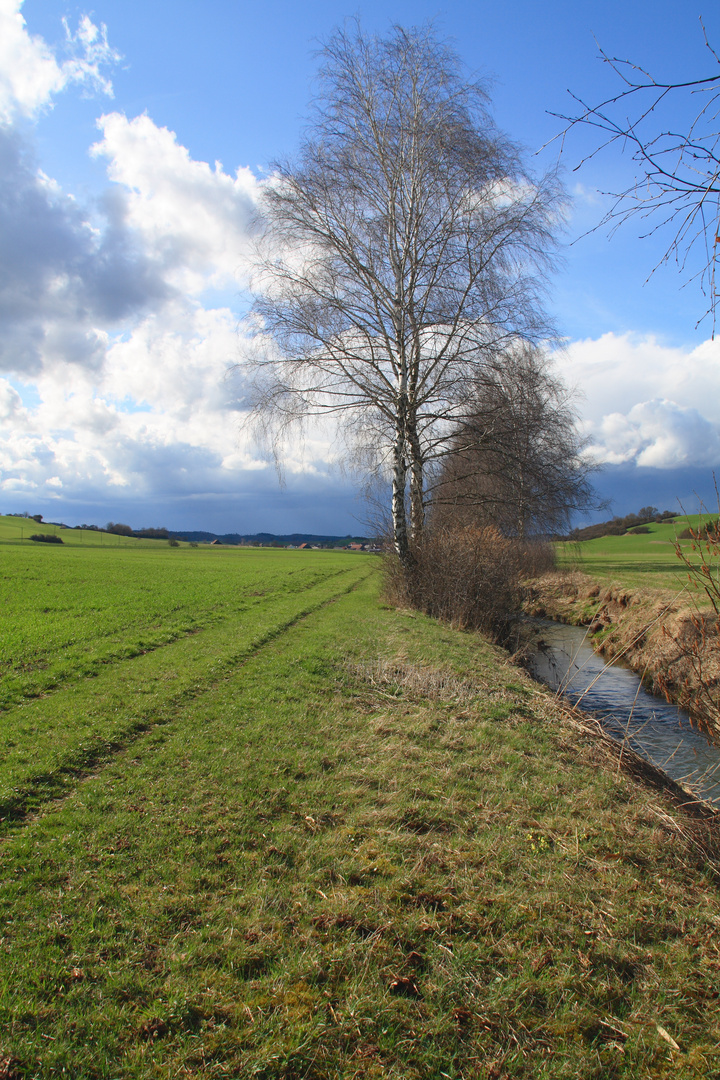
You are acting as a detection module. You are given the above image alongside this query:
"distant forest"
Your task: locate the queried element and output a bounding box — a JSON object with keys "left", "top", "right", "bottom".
{"left": 103, "top": 522, "right": 371, "bottom": 546}
{"left": 166, "top": 531, "right": 372, "bottom": 546}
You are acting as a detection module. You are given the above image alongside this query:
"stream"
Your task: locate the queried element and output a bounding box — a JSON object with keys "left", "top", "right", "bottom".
{"left": 525, "top": 617, "right": 720, "bottom": 806}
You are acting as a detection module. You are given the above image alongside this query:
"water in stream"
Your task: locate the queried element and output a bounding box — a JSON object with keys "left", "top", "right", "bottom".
{"left": 526, "top": 618, "right": 720, "bottom": 806}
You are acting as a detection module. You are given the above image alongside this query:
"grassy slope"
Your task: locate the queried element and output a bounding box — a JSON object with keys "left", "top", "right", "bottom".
{"left": 0, "top": 516, "right": 164, "bottom": 548}
{"left": 1, "top": 545, "right": 720, "bottom": 1077}
{"left": 556, "top": 515, "right": 709, "bottom": 592}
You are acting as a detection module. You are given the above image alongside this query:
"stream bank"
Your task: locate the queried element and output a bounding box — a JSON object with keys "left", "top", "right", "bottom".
{"left": 524, "top": 616, "right": 720, "bottom": 804}
{"left": 524, "top": 571, "right": 720, "bottom": 740}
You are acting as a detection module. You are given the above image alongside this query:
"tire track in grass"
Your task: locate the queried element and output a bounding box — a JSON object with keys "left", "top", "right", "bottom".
{"left": 0, "top": 562, "right": 358, "bottom": 713}
{"left": 0, "top": 566, "right": 374, "bottom": 831}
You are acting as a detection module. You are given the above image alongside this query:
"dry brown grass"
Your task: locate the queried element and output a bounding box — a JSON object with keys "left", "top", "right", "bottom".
{"left": 346, "top": 657, "right": 492, "bottom": 705}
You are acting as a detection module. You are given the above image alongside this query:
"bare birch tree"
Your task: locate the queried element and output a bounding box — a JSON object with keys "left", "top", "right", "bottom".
{"left": 248, "top": 23, "right": 561, "bottom": 569}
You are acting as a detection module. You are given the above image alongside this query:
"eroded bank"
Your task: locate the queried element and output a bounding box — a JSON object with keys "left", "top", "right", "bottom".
{"left": 524, "top": 571, "right": 720, "bottom": 741}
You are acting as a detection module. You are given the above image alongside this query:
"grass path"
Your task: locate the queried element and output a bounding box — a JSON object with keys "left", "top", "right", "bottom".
{"left": 0, "top": 562, "right": 370, "bottom": 824}
{"left": 0, "top": 538, "right": 356, "bottom": 710}
{"left": 2, "top": 569, "right": 720, "bottom": 1077}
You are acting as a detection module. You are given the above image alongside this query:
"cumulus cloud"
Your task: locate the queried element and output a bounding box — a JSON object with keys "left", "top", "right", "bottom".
{"left": 588, "top": 399, "right": 720, "bottom": 468}
{"left": 553, "top": 332, "right": 720, "bottom": 470}
{"left": 555, "top": 332, "right": 720, "bottom": 425}
{"left": 92, "top": 113, "right": 261, "bottom": 292}
{"left": 0, "top": 377, "right": 24, "bottom": 421}
{"left": 0, "top": 7, "right": 382, "bottom": 530}
{"left": 0, "top": 295, "right": 343, "bottom": 520}
{"left": 0, "top": 0, "right": 118, "bottom": 122}
{"left": 0, "top": 4, "right": 275, "bottom": 517}
{"left": 0, "top": 5, "right": 261, "bottom": 386}
{"left": 0, "top": 125, "right": 174, "bottom": 375}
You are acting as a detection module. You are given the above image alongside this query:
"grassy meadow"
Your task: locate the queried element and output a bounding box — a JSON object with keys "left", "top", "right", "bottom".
{"left": 556, "top": 515, "right": 711, "bottom": 592}
{"left": 2, "top": 523, "right": 720, "bottom": 1077}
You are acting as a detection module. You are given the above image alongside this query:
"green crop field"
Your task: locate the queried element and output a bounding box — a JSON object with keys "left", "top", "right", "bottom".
{"left": 0, "top": 520, "right": 356, "bottom": 712}
{"left": 2, "top": 528, "right": 720, "bottom": 1077}
{"left": 556, "top": 514, "right": 714, "bottom": 592}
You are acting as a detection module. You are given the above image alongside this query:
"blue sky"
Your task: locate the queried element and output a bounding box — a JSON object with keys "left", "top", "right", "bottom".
{"left": 1, "top": 0, "right": 720, "bottom": 532}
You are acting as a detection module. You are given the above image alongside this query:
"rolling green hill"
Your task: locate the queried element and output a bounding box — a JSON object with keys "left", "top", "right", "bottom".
{"left": 557, "top": 513, "right": 713, "bottom": 590}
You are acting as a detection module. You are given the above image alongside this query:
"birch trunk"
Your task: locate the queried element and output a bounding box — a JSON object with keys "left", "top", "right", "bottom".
{"left": 408, "top": 423, "right": 424, "bottom": 543}
{"left": 392, "top": 424, "right": 412, "bottom": 569}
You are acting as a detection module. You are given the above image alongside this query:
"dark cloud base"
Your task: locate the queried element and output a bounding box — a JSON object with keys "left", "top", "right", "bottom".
{"left": 0, "top": 126, "right": 171, "bottom": 377}
{"left": 11, "top": 465, "right": 717, "bottom": 536}
{"left": 581, "top": 465, "right": 720, "bottom": 525}
{"left": 2, "top": 484, "right": 372, "bottom": 536}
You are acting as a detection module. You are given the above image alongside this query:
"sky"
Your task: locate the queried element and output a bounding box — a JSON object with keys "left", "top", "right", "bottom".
{"left": 1, "top": 0, "right": 720, "bottom": 533}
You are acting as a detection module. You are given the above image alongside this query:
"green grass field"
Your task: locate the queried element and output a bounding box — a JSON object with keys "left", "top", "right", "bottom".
{"left": 2, "top": 530, "right": 720, "bottom": 1077}
{"left": 556, "top": 515, "right": 713, "bottom": 592}
{"left": 0, "top": 517, "right": 173, "bottom": 548}
{"left": 0, "top": 523, "right": 356, "bottom": 713}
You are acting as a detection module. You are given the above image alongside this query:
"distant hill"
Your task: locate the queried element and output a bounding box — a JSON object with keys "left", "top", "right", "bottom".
{"left": 167, "top": 530, "right": 373, "bottom": 546}
{"left": 1, "top": 513, "right": 374, "bottom": 547}
{"left": 563, "top": 508, "right": 677, "bottom": 542}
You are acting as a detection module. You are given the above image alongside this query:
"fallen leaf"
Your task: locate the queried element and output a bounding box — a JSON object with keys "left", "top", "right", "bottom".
{"left": 139, "top": 1017, "right": 169, "bottom": 1041}
{"left": 656, "top": 1023, "right": 680, "bottom": 1051}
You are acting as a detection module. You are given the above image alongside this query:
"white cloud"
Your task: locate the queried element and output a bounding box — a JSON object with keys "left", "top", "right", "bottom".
{"left": 587, "top": 399, "right": 720, "bottom": 468}
{"left": 0, "top": 124, "right": 173, "bottom": 375}
{"left": 556, "top": 332, "right": 720, "bottom": 423}
{"left": 92, "top": 113, "right": 261, "bottom": 292}
{"left": 554, "top": 332, "right": 720, "bottom": 469}
{"left": 0, "top": 297, "right": 341, "bottom": 512}
{"left": 0, "top": 377, "right": 24, "bottom": 421}
{"left": 0, "top": 1, "right": 118, "bottom": 122}
{"left": 0, "top": 16, "right": 358, "bottom": 528}
{"left": 0, "top": 8, "right": 143, "bottom": 377}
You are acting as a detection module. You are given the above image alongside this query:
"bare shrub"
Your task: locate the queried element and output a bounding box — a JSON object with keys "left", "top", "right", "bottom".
{"left": 664, "top": 508, "right": 720, "bottom": 736}
{"left": 432, "top": 343, "right": 597, "bottom": 540}
{"left": 384, "top": 526, "right": 554, "bottom": 644}
{"left": 29, "top": 533, "right": 63, "bottom": 544}
{"left": 517, "top": 539, "right": 556, "bottom": 579}
{"left": 677, "top": 518, "right": 719, "bottom": 541}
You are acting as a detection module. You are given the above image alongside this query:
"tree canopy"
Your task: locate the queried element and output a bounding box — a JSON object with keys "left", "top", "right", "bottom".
{"left": 248, "top": 22, "right": 562, "bottom": 567}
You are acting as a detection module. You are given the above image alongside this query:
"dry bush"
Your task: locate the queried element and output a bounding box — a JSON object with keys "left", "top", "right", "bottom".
{"left": 384, "top": 526, "right": 554, "bottom": 644}
{"left": 665, "top": 511, "right": 720, "bottom": 736}
{"left": 677, "top": 518, "right": 719, "bottom": 540}
{"left": 516, "top": 538, "right": 556, "bottom": 579}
